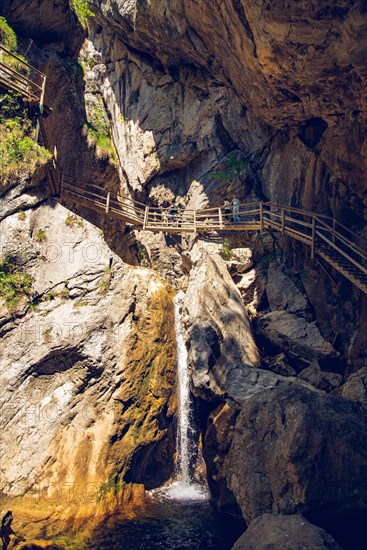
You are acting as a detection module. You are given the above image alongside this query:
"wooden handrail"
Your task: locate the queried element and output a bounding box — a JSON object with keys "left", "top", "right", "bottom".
{"left": 0, "top": 45, "right": 46, "bottom": 77}
{"left": 50, "top": 173, "right": 367, "bottom": 292}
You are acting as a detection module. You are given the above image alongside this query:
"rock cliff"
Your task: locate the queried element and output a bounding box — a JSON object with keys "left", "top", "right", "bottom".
{"left": 1, "top": 1, "right": 367, "bottom": 548}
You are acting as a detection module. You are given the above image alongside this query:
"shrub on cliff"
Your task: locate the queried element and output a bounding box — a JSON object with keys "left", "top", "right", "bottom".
{"left": 0, "top": 16, "right": 17, "bottom": 51}
{"left": 69, "top": 0, "right": 95, "bottom": 29}
{"left": 0, "top": 258, "right": 34, "bottom": 310}
{"left": 0, "top": 92, "right": 52, "bottom": 187}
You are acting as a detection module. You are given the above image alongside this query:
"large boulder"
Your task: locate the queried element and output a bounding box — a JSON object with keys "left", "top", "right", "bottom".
{"left": 183, "top": 244, "right": 288, "bottom": 405}
{"left": 256, "top": 310, "right": 337, "bottom": 366}
{"left": 227, "top": 384, "right": 367, "bottom": 524}
{"left": 339, "top": 367, "right": 367, "bottom": 412}
{"left": 298, "top": 362, "right": 343, "bottom": 393}
{"left": 232, "top": 514, "right": 341, "bottom": 550}
{"left": 266, "top": 263, "right": 308, "bottom": 314}
{"left": 202, "top": 402, "right": 240, "bottom": 514}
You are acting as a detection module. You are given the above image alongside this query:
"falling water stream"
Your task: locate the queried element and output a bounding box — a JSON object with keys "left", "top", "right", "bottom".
{"left": 90, "top": 291, "right": 244, "bottom": 549}
{"left": 162, "top": 290, "right": 208, "bottom": 500}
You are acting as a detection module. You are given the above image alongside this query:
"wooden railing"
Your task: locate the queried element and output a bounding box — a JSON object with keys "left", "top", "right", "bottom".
{"left": 0, "top": 45, "right": 46, "bottom": 105}
{"left": 58, "top": 175, "right": 367, "bottom": 291}
{"left": 3, "top": 44, "right": 365, "bottom": 291}
{"left": 0, "top": 45, "right": 47, "bottom": 142}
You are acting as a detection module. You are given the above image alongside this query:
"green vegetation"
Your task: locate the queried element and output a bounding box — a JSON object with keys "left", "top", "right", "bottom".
{"left": 97, "top": 474, "right": 126, "bottom": 502}
{"left": 43, "top": 327, "right": 53, "bottom": 343}
{"left": 74, "top": 299, "right": 90, "bottom": 307}
{"left": 99, "top": 267, "right": 112, "bottom": 293}
{"left": 65, "top": 213, "right": 84, "bottom": 228}
{"left": 0, "top": 17, "right": 30, "bottom": 75}
{"left": 59, "top": 287, "right": 70, "bottom": 299}
{"left": 0, "top": 258, "right": 33, "bottom": 310}
{"left": 209, "top": 152, "right": 249, "bottom": 181}
{"left": 34, "top": 228, "right": 47, "bottom": 242}
{"left": 220, "top": 238, "right": 233, "bottom": 261}
{"left": 0, "top": 92, "right": 52, "bottom": 188}
{"left": 18, "top": 210, "right": 26, "bottom": 221}
{"left": 0, "top": 16, "right": 17, "bottom": 51}
{"left": 83, "top": 99, "right": 118, "bottom": 165}
{"left": 69, "top": 0, "right": 95, "bottom": 29}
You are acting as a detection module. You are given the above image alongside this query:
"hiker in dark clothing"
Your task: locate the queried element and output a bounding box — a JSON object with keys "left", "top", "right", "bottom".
{"left": 0, "top": 510, "right": 15, "bottom": 549}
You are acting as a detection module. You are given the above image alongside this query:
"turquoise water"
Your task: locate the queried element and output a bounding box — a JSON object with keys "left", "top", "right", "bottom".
{"left": 90, "top": 496, "right": 245, "bottom": 550}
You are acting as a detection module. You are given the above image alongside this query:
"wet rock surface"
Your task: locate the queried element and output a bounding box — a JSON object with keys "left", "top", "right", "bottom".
{"left": 232, "top": 514, "right": 342, "bottom": 550}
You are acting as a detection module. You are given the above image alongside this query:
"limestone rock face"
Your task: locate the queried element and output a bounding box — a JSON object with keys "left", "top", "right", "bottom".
{"left": 232, "top": 514, "right": 342, "bottom": 550}
{"left": 227, "top": 384, "right": 367, "bottom": 524}
{"left": 0, "top": 196, "right": 176, "bottom": 513}
{"left": 90, "top": 0, "right": 367, "bottom": 197}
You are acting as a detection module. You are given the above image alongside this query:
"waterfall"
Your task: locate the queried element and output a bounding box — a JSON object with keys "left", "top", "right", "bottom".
{"left": 174, "top": 290, "right": 192, "bottom": 485}
{"left": 164, "top": 291, "right": 208, "bottom": 501}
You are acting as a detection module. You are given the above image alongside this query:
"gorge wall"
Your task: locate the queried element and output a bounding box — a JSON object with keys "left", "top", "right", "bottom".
{"left": 1, "top": 1, "right": 367, "bottom": 548}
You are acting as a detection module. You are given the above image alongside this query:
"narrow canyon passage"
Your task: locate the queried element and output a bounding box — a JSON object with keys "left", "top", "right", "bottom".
{"left": 0, "top": 2, "right": 367, "bottom": 550}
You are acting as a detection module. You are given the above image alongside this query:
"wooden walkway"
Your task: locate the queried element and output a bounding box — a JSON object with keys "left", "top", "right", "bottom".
{"left": 0, "top": 45, "right": 48, "bottom": 142}
{"left": 0, "top": 45, "right": 46, "bottom": 105}
{"left": 1, "top": 49, "right": 366, "bottom": 294}
{"left": 59, "top": 174, "right": 367, "bottom": 294}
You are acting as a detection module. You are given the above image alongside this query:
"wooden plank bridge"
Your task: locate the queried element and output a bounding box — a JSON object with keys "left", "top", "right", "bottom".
{"left": 1, "top": 47, "right": 367, "bottom": 294}
{"left": 60, "top": 174, "right": 367, "bottom": 294}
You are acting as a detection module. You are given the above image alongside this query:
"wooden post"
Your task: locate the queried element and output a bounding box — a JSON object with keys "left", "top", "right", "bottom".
{"left": 105, "top": 192, "right": 111, "bottom": 213}
{"left": 281, "top": 208, "right": 285, "bottom": 234}
{"left": 34, "top": 75, "right": 46, "bottom": 143}
{"left": 260, "top": 201, "right": 264, "bottom": 231}
{"left": 193, "top": 211, "right": 197, "bottom": 236}
{"left": 218, "top": 208, "right": 223, "bottom": 230}
{"left": 143, "top": 206, "right": 149, "bottom": 229}
{"left": 311, "top": 217, "right": 316, "bottom": 259}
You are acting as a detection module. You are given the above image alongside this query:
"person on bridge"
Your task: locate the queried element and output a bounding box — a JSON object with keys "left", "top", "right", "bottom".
{"left": 232, "top": 196, "right": 240, "bottom": 223}
{"left": 223, "top": 199, "right": 231, "bottom": 223}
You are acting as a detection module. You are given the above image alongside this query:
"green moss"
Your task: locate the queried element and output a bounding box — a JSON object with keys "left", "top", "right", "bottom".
{"left": 220, "top": 238, "right": 233, "bottom": 261}
{"left": 18, "top": 210, "right": 26, "bottom": 220}
{"left": 74, "top": 299, "right": 90, "bottom": 307}
{"left": 65, "top": 213, "right": 84, "bottom": 227}
{"left": 99, "top": 267, "right": 112, "bottom": 293}
{"left": 83, "top": 99, "right": 117, "bottom": 165}
{"left": 209, "top": 152, "right": 250, "bottom": 181}
{"left": 34, "top": 229, "right": 47, "bottom": 242}
{"left": 0, "top": 259, "right": 34, "bottom": 310}
{"left": 43, "top": 327, "right": 53, "bottom": 343}
{"left": 0, "top": 16, "right": 17, "bottom": 51}
{"left": 59, "top": 288, "right": 70, "bottom": 299}
{"left": 118, "top": 114, "right": 128, "bottom": 125}
{"left": 97, "top": 474, "right": 126, "bottom": 502}
{"left": 69, "top": 0, "right": 95, "bottom": 29}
